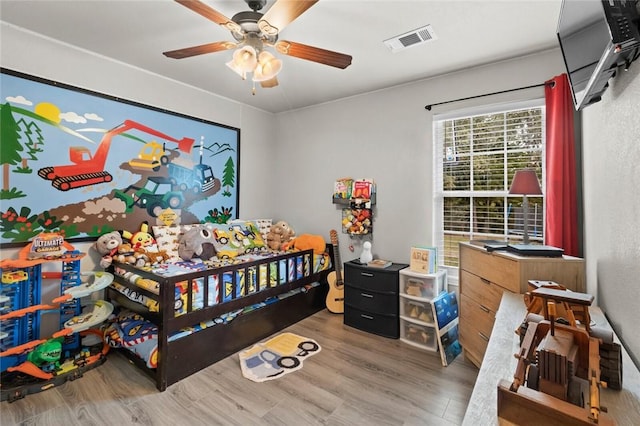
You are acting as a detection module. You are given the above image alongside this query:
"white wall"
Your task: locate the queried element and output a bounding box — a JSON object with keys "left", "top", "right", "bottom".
{"left": 274, "top": 50, "right": 566, "bottom": 265}
{"left": 582, "top": 65, "right": 640, "bottom": 367}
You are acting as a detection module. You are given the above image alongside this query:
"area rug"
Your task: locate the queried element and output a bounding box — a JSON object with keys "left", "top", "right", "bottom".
{"left": 239, "top": 332, "right": 321, "bottom": 382}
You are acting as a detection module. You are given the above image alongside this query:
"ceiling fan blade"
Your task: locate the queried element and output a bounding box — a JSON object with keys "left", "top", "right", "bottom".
{"left": 259, "top": 0, "right": 318, "bottom": 36}
{"left": 174, "top": 0, "right": 240, "bottom": 32}
{"left": 275, "top": 41, "right": 352, "bottom": 69}
{"left": 260, "top": 76, "right": 279, "bottom": 88}
{"left": 163, "top": 41, "right": 237, "bottom": 59}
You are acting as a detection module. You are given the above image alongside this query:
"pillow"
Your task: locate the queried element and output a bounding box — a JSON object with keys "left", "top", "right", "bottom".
{"left": 227, "top": 221, "right": 268, "bottom": 255}
{"left": 210, "top": 221, "right": 267, "bottom": 258}
{"left": 208, "top": 224, "right": 242, "bottom": 259}
{"left": 152, "top": 224, "right": 203, "bottom": 263}
{"left": 228, "top": 218, "right": 272, "bottom": 242}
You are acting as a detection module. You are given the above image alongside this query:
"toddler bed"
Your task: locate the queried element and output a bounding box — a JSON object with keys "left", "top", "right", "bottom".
{"left": 106, "top": 242, "right": 333, "bottom": 391}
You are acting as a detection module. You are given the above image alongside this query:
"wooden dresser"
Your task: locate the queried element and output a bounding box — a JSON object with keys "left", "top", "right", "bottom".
{"left": 458, "top": 242, "right": 585, "bottom": 368}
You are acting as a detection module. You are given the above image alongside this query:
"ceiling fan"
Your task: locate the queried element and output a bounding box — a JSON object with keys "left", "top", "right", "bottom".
{"left": 163, "top": 0, "right": 353, "bottom": 91}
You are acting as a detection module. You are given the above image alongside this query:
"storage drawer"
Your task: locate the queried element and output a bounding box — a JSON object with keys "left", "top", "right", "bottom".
{"left": 399, "top": 269, "right": 446, "bottom": 299}
{"left": 345, "top": 285, "right": 398, "bottom": 315}
{"left": 460, "top": 293, "right": 495, "bottom": 339}
{"left": 344, "top": 265, "right": 399, "bottom": 293}
{"left": 344, "top": 306, "right": 399, "bottom": 338}
{"left": 399, "top": 295, "right": 434, "bottom": 324}
{"left": 459, "top": 269, "right": 504, "bottom": 313}
{"left": 400, "top": 319, "right": 437, "bottom": 351}
{"left": 460, "top": 244, "right": 519, "bottom": 292}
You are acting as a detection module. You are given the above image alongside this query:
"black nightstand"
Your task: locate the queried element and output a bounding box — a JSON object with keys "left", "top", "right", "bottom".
{"left": 343, "top": 260, "right": 408, "bottom": 338}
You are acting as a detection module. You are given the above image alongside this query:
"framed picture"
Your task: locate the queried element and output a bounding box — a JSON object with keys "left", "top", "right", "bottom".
{"left": 0, "top": 69, "right": 240, "bottom": 247}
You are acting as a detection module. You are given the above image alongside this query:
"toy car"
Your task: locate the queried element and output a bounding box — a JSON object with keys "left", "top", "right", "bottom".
{"left": 2, "top": 270, "right": 28, "bottom": 284}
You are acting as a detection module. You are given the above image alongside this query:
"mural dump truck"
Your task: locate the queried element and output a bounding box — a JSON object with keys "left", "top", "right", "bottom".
{"left": 168, "top": 161, "right": 215, "bottom": 193}
{"left": 38, "top": 120, "right": 194, "bottom": 191}
{"left": 114, "top": 176, "right": 184, "bottom": 217}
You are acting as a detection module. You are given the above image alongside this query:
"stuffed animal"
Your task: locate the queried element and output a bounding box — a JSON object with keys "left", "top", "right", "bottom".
{"left": 113, "top": 243, "right": 150, "bottom": 267}
{"left": 281, "top": 234, "right": 326, "bottom": 255}
{"left": 178, "top": 227, "right": 217, "bottom": 261}
{"left": 265, "top": 221, "right": 295, "bottom": 251}
{"left": 94, "top": 231, "right": 123, "bottom": 268}
{"left": 122, "top": 222, "right": 156, "bottom": 251}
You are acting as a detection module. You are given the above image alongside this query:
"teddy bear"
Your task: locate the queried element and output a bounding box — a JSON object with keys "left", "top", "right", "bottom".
{"left": 265, "top": 221, "right": 295, "bottom": 251}
{"left": 94, "top": 231, "right": 123, "bottom": 269}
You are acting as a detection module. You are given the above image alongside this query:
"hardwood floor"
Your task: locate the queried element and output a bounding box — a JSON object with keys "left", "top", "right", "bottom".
{"left": 1, "top": 310, "right": 478, "bottom": 425}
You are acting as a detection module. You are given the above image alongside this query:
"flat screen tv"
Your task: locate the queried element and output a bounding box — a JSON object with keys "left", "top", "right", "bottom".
{"left": 557, "top": 0, "right": 640, "bottom": 110}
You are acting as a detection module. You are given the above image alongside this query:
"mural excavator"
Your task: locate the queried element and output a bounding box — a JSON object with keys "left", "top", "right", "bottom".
{"left": 37, "top": 120, "right": 195, "bottom": 191}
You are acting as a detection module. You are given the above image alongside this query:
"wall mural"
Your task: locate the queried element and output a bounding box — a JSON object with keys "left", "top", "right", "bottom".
{"left": 0, "top": 69, "right": 240, "bottom": 247}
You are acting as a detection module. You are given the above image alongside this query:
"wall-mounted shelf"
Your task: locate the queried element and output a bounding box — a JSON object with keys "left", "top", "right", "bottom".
{"left": 332, "top": 193, "right": 376, "bottom": 209}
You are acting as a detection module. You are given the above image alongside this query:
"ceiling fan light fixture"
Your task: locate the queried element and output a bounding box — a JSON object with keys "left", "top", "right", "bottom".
{"left": 226, "top": 59, "right": 247, "bottom": 79}
{"left": 253, "top": 51, "right": 282, "bottom": 82}
{"left": 232, "top": 45, "right": 258, "bottom": 72}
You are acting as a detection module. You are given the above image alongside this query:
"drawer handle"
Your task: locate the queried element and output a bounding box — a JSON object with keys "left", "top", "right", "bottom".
{"left": 360, "top": 272, "right": 374, "bottom": 277}
{"left": 479, "top": 304, "right": 490, "bottom": 313}
{"left": 480, "top": 278, "right": 490, "bottom": 285}
{"left": 361, "top": 293, "right": 374, "bottom": 298}
{"left": 478, "top": 332, "right": 489, "bottom": 342}
{"left": 360, "top": 314, "right": 374, "bottom": 320}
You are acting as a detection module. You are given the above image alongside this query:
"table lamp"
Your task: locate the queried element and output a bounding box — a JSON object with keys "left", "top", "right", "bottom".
{"left": 509, "top": 169, "right": 542, "bottom": 245}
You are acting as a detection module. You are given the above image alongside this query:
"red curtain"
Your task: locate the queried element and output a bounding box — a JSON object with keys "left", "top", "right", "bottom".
{"left": 544, "top": 74, "right": 578, "bottom": 256}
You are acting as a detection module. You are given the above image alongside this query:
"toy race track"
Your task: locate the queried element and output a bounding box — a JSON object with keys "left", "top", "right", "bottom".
{"left": 1, "top": 329, "right": 109, "bottom": 403}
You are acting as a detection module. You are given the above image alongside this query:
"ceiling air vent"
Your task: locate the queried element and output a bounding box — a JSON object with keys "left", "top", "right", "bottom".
{"left": 384, "top": 25, "right": 437, "bottom": 52}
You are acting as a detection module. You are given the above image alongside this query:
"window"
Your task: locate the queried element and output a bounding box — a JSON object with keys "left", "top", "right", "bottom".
{"left": 433, "top": 101, "right": 545, "bottom": 267}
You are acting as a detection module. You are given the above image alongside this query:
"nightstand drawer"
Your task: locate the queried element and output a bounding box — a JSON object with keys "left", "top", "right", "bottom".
{"left": 344, "top": 306, "right": 399, "bottom": 338}
{"left": 345, "top": 286, "right": 398, "bottom": 315}
{"left": 344, "top": 265, "right": 398, "bottom": 292}
{"left": 459, "top": 269, "right": 504, "bottom": 313}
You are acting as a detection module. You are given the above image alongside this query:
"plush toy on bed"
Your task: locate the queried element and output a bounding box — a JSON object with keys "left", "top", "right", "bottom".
{"left": 94, "top": 231, "right": 123, "bottom": 269}
{"left": 282, "top": 234, "right": 326, "bottom": 255}
{"left": 178, "top": 226, "right": 217, "bottom": 262}
{"left": 265, "top": 221, "right": 295, "bottom": 251}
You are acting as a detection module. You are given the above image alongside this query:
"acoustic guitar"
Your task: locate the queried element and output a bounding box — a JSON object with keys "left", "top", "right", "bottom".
{"left": 326, "top": 230, "right": 345, "bottom": 314}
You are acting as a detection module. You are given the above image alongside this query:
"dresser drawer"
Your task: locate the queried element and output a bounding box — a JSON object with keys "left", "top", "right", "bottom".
{"left": 345, "top": 285, "right": 398, "bottom": 315}
{"left": 459, "top": 269, "right": 504, "bottom": 313}
{"left": 460, "top": 244, "right": 519, "bottom": 292}
{"left": 344, "top": 306, "right": 399, "bottom": 338}
{"left": 460, "top": 293, "right": 495, "bottom": 339}
{"left": 459, "top": 315, "right": 490, "bottom": 365}
{"left": 344, "top": 265, "right": 399, "bottom": 293}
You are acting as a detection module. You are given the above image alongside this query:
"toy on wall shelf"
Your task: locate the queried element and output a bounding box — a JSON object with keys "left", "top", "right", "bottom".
{"left": 342, "top": 208, "right": 372, "bottom": 235}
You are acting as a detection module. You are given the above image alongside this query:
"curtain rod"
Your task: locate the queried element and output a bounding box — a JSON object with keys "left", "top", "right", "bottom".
{"left": 424, "top": 81, "right": 554, "bottom": 111}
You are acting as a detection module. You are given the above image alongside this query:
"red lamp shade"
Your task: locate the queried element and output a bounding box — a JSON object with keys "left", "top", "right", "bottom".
{"left": 509, "top": 169, "right": 542, "bottom": 195}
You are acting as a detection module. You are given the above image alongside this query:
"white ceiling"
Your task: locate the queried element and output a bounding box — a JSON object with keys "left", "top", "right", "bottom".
{"left": 0, "top": 0, "right": 564, "bottom": 113}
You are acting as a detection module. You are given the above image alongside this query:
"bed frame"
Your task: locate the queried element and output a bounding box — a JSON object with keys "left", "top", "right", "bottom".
{"left": 106, "top": 245, "right": 334, "bottom": 391}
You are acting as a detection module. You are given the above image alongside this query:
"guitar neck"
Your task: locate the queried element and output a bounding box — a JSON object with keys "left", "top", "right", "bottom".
{"left": 333, "top": 243, "right": 343, "bottom": 285}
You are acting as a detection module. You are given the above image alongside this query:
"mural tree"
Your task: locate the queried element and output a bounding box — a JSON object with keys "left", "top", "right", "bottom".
{"left": 0, "top": 103, "right": 25, "bottom": 197}
{"left": 15, "top": 118, "right": 44, "bottom": 173}
{"left": 222, "top": 156, "right": 235, "bottom": 197}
